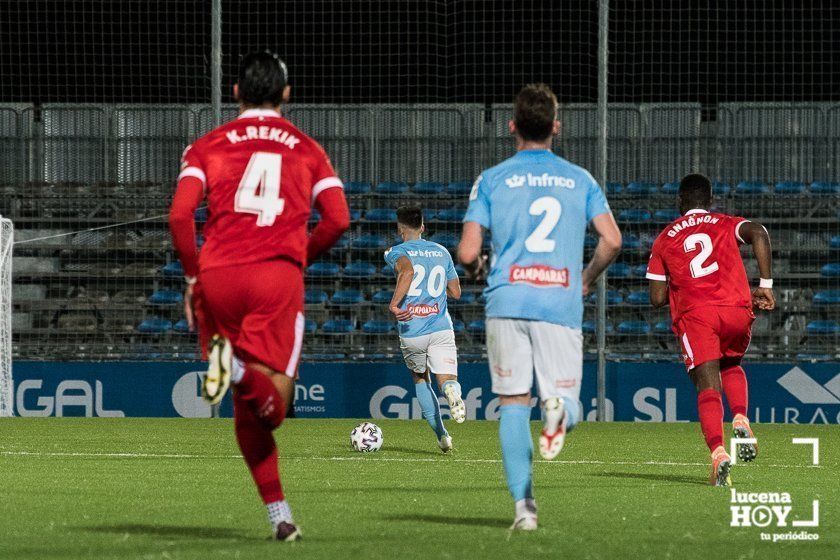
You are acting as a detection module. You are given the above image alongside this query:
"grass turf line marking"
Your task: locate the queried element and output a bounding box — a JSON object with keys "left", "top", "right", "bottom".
{"left": 0, "top": 450, "right": 824, "bottom": 469}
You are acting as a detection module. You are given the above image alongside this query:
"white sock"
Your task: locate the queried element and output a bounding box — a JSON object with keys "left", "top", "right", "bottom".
{"left": 267, "top": 500, "right": 293, "bottom": 528}
{"left": 230, "top": 356, "right": 245, "bottom": 384}
{"left": 542, "top": 398, "right": 563, "bottom": 436}
{"left": 515, "top": 498, "right": 537, "bottom": 518}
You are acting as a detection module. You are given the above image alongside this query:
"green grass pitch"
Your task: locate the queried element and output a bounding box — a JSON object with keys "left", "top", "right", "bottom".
{"left": 0, "top": 419, "right": 836, "bottom": 559}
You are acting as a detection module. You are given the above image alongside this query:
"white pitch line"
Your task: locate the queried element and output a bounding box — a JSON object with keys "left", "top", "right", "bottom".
{"left": 0, "top": 450, "right": 825, "bottom": 469}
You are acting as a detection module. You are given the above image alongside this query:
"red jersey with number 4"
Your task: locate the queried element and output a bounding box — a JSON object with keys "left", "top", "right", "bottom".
{"left": 646, "top": 209, "right": 752, "bottom": 322}
{"left": 179, "top": 108, "right": 343, "bottom": 272}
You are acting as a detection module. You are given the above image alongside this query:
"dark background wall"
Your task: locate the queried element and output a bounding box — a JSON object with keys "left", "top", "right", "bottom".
{"left": 1, "top": 0, "right": 838, "bottom": 105}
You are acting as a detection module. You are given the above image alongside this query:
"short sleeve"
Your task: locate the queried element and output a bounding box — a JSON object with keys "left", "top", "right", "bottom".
{"left": 178, "top": 144, "right": 206, "bottom": 188}
{"left": 445, "top": 253, "right": 458, "bottom": 280}
{"left": 732, "top": 216, "right": 751, "bottom": 244}
{"left": 311, "top": 143, "right": 344, "bottom": 203}
{"left": 645, "top": 239, "right": 668, "bottom": 282}
{"left": 585, "top": 175, "right": 611, "bottom": 221}
{"left": 384, "top": 245, "right": 407, "bottom": 268}
{"left": 463, "top": 174, "right": 491, "bottom": 228}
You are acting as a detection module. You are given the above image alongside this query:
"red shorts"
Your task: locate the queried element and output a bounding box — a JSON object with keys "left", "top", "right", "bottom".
{"left": 194, "top": 259, "right": 305, "bottom": 377}
{"left": 673, "top": 306, "right": 755, "bottom": 371}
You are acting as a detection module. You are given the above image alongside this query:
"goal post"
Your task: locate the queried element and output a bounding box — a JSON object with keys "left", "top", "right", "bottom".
{"left": 0, "top": 217, "right": 12, "bottom": 417}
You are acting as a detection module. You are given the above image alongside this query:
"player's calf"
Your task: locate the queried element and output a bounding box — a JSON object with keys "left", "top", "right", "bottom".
{"left": 203, "top": 334, "right": 232, "bottom": 405}
{"left": 732, "top": 414, "right": 758, "bottom": 463}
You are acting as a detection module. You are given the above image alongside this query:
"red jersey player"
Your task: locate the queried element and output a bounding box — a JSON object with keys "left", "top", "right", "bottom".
{"left": 647, "top": 173, "right": 775, "bottom": 487}
{"left": 168, "top": 51, "right": 350, "bottom": 540}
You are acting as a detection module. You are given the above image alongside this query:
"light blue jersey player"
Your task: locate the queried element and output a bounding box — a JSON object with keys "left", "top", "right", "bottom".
{"left": 385, "top": 206, "right": 465, "bottom": 452}
{"left": 458, "top": 84, "right": 622, "bottom": 530}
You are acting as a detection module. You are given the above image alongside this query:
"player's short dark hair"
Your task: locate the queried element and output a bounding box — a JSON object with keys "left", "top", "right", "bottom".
{"left": 396, "top": 206, "right": 423, "bottom": 229}
{"left": 237, "top": 51, "right": 288, "bottom": 106}
{"left": 679, "top": 173, "right": 713, "bottom": 209}
{"left": 513, "top": 83, "right": 558, "bottom": 142}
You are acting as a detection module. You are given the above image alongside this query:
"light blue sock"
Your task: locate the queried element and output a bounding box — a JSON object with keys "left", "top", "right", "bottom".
{"left": 415, "top": 381, "right": 447, "bottom": 440}
{"left": 562, "top": 396, "right": 581, "bottom": 432}
{"left": 499, "top": 404, "right": 533, "bottom": 501}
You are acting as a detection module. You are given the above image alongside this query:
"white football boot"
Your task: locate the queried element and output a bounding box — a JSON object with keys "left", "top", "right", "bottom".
{"left": 511, "top": 498, "right": 538, "bottom": 531}
{"left": 438, "top": 434, "right": 453, "bottom": 453}
{"left": 539, "top": 398, "right": 567, "bottom": 460}
{"left": 443, "top": 382, "right": 466, "bottom": 423}
{"left": 203, "top": 334, "right": 232, "bottom": 405}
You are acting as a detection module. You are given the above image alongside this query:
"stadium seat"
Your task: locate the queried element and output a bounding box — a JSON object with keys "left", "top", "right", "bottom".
{"left": 813, "top": 290, "right": 840, "bottom": 305}
{"left": 774, "top": 181, "right": 805, "bottom": 195}
{"left": 147, "top": 290, "right": 183, "bottom": 306}
{"left": 805, "top": 320, "right": 839, "bottom": 334}
{"left": 446, "top": 181, "right": 472, "bottom": 196}
{"left": 617, "top": 320, "right": 651, "bottom": 334}
{"left": 321, "top": 319, "right": 356, "bottom": 334}
{"left": 194, "top": 207, "right": 208, "bottom": 222}
{"left": 735, "top": 181, "right": 769, "bottom": 195}
{"left": 796, "top": 353, "right": 833, "bottom": 362}
{"left": 365, "top": 208, "right": 397, "bottom": 222}
{"left": 654, "top": 209, "right": 681, "bottom": 223}
{"left": 330, "top": 236, "right": 350, "bottom": 250}
{"left": 343, "top": 262, "right": 378, "bottom": 277}
{"left": 375, "top": 181, "right": 409, "bottom": 195}
{"left": 412, "top": 181, "right": 444, "bottom": 194}
{"left": 661, "top": 181, "right": 679, "bottom": 194}
{"left": 626, "top": 181, "right": 658, "bottom": 196}
{"left": 622, "top": 234, "right": 641, "bottom": 250}
{"left": 582, "top": 320, "right": 614, "bottom": 334}
{"left": 830, "top": 236, "right": 840, "bottom": 250}
{"left": 626, "top": 290, "right": 651, "bottom": 305}
{"left": 381, "top": 264, "right": 395, "bottom": 276}
{"left": 451, "top": 319, "right": 466, "bottom": 333}
{"left": 449, "top": 291, "right": 476, "bottom": 306}
{"left": 423, "top": 209, "right": 438, "bottom": 221}
{"left": 305, "top": 290, "right": 329, "bottom": 305}
{"left": 606, "top": 182, "right": 623, "bottom": 195}
{"left": 618, "top": 209, "right": 651, "bottom": 223}
{"left": 307, "top": 262, "right": 341, "bottom": 277}
{"left": 344, "top": 181, "right": 371, "bottom": 195}
{"left": 654, "top": 320, "right": 672, "bottom": 334}
{"left": 304, "top": 319, "right": 318, "bottom": 333}
{"left": 173, "top": 319, "right": 191, "bottom": 333}
{"left": 352, "top": 234, "right": 388, "bottom": 250}
{"left": 161, "top": 261, "right": 184, "bottom": 277}
{"left": 588, "top": 290, "right": 623, "bottom": 305}
{"left": 632, "top": 264, "right": 649, "bottom": 277}
{"left": 429, "top": 233, "right": 458, "bottom": 251}
{"left": 810, "top": 181, "right": 840, "bottom": 195}
{"left": 467, "top": 320, "right": 486, "bottom": 334}
{"left": 362, "top": 320, "right": 395, "bottom": 334}
{"left": 820, "top": 263, "right": 840, "bottom": 277}
{"left": 136, "top": 317, "right": 173, "bottom": 333}
{"left": 436, "top": 208, "right": 466, "bottom": 223}
{"left": 712, "top": 181, "right": 731, "bottom": 196}
{"left": 372, "top": 290, "right": 394, "bottom": 304}
{"left": 331, "top": 289, "right": 365, "bottom": 305}
{"left": 302, "top": 353, "right": 347, "bottom": 360}
{"left": 196, "top": 235, "right": 205, "bottom": 249}
{"left": 349, "top": 209, "right": 362, "bottom": 222}
{"left": 608, "top": 263, "right": 631, "bottom": 277}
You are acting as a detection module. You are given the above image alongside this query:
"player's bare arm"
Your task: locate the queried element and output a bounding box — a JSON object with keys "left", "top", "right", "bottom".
{"left": 389, "top": 256, "right": 414, "bottom": 321}
{"left": 446, "top": 277, "right": 461, "bottom": 300}
{"left": 168, "top": 169, "right": 205, "bottom": 330}
{"left": 582, "top": 212, "right": 622, "bottom": 296}
{"left": 649, "top": 279, "right": 668, "bottom": 307}
{"left": 737, "top": 221, "right": 775, "bottom": 311}
{"left": 457, "top": 221, "right": 487, "bottom": 279}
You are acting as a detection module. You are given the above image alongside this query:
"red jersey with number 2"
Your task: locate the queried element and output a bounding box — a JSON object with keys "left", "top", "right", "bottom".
{"left": 646, "top": 210, "right": 752, "bottom": 322}
{"left": 178, "top": 108, "right": 343, "bottom": 272}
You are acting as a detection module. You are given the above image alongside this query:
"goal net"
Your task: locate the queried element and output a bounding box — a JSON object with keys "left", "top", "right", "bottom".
{"left": 0, "top": 217, "right": 12, "bottom": 416}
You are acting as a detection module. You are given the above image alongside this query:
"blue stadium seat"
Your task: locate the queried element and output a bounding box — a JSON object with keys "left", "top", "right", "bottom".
{"left": 161, "top": 261, "right": 184, "bottom": 277}
{"left": 343, "top": 262, "right": 377, "bottom": 277}
{"left": 194, "top": 207, "right": 208, "bottom": 222}
{"left": 654, "top": 320, "right": 672, "bottom": 334}
{"left": 626, "top": 290, "right": 650, "bottom": 305}
{"left": 147, "top": 290, "right": 183, "bottom": 306}
{"left": 712, "top": 181, "right": 731, "bottom": 196}
{"left": 774, "top": 181, "right": 805, "bottom": 195}
{"left": 305, "top": 290, "right": 329, "bottom": 305}
{"left": 362, "top": 320, "right": 395, "bottom": 334}
{"left": 173, "top": 319, "right": 191, "bottom": 333}
{"left": 375, "top": 181, "right": 409, "bottom": 195}
{"left": 322, "top": 319, "right": 356, "bottom": 334}
{"left": 618, "top": 209, "right": 652, "bottom": 222}
{"left": 381, "top": 264, "right": 395, "bottom": 276}
{"left": 588, "top": 290, "right": 623, "bottom": 305}
{"left": 606, "top": 182, "right": 623, "bottom": 195}
{"left": 814, "top": 290, "right": 840, "bottom": 305}
{"left": 365, "top": 208, "right": 397, "bottom": 222}
{"left": 654, "top": 208, "right": 681, "bottom": 223}
{"left": 196, "top": 235, "right": 205, "bottom": 249}
{"left": 796, "top": 353, "right": 833, "bottom": 362}
{"left": 821, "top": 263, "right": 840, "bottom": 277}
{"left": 626, "top": 181, "right": 658, "bottom": 196}
{"left": 344, "top": 181, "right": 371, "bottom": 195}
{"left": 304, "top": 319, "right": 318, "bottom": 333}
{"left": 735, "top": 181, "right": 769, "bottom": 195}
{"left": 661, "top": 181, "right": 680, "bottom": 194}
{"left": 413, "top": 182, "right": 445, "bottom": 194}
{"left": 608, "top": 263, "right": 631, "bottom": 277}
{"left": 330, "top": 236, "right": 350, "bottom": 250}
{"left": 467, "top": 320, "right": 486, "bottom": 334}
{"left": 331, "top": 289, "right": 365, "bottom": 305}
{"left": 617, "top": 320, "right": 651, "bottom": 334}
{"left": 449, "top": 291, "right": 476, "bottom": 307}
{"left": 582, "top": 320, "right": 614, "bottom": 334}
{"left": 349, "top": 209, "right": 362, "bottom": 222}
{"left": 622, "top": 234, "right": 641, "bottom": 250}
{"left": 831, "top": 236, "right": 840, "bottom": 250}
{"left": 806, "top": 320, "right": 839, "bottom": 334}
{"left": 429, "top": 233, "right": 458, "bottom": 251}
{"left": 632, "top": 264, "right": 649, "bottom": 277}
{"left": 352, "top": 234, "right": 387, "bottom": 250}
{"left": 307, "top": 262, "right": 341, "bottom": 277}
{"left": 452, "top": 319, "right": 466, "bottom": 333}
{"left": 372, "top": 290, "right": 394, "bottom": 304}
{"left": 436, "top": 208, "right": 466, "bottom": 223}
{"left": 810, "top": 182, "right": 840, "bottom": 195}
{"left": 137, "top": 317, "right": 173, "bottom": 334}
{"left": 446, "top": 181, "right": 472, "bottom": 196}
{"left": 303, "top": 353, "right": 347, "bottom": 360}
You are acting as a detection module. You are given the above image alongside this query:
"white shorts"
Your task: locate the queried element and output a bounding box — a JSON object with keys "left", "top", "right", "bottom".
{"left": 487, "top": 318, "right": 582, "bottom": 400}
{"left": 400, "top": 329, "right": 458, "bottom": 376}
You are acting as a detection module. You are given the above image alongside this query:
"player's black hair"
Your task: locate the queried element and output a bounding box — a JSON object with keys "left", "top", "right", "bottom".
{"left": 513, "top": 83, "right": 558, "bottom": 142}
{"left": 678, "top": 173, "right": 713, "bottom": 212}
{"left": 237, "top": 51, "right": 289, "bottom": 106}
{"left": 396, "top": 206, "right": 423, "bottom": 229}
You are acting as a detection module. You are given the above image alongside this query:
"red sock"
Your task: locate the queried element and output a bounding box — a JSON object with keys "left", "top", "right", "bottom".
{"left": 697, "top": 389, "right": 724, "bottom": 452}
{"left": 234, "top": 390, "right": 284, "bottom": 504}
{"left": 720, "top": 365, "right": 748, "bottom": 417}
{"left": 236, "top": 367, "right": 286, "bottom": 430}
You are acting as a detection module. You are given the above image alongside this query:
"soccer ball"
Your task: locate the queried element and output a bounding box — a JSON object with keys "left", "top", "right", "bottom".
{"left": 350, "top": 422, "right": 383, "bottom": 452}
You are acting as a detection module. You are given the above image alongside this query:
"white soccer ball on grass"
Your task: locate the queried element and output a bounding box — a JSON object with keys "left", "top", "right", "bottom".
{"left": 350, "top": 422, "right": 383, "bottom": 452}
